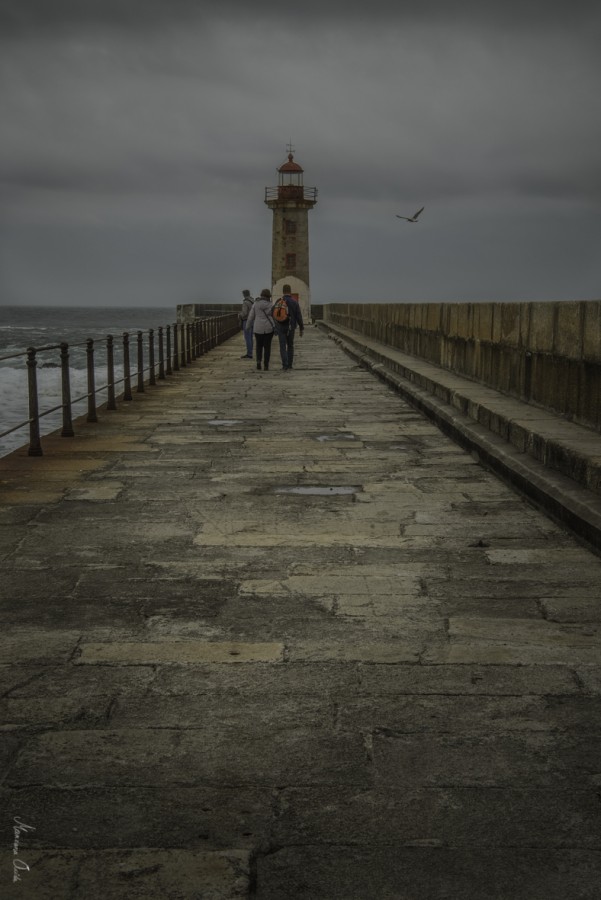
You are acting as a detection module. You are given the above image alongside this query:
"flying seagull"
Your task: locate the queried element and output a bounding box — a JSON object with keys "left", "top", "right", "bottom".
{"left": 396, "top": 207, "right": 424, "bottom": 223}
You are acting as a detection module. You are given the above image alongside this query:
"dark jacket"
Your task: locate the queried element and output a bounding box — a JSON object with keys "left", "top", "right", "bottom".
{"left": 277, "top": 295, "right": 304, "bottom": 333}
{"left": 239, "top": 296, "right": 254, "bottom": 323}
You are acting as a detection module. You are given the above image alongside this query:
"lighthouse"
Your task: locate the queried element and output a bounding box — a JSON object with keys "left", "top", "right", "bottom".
{"left": 265, "top": 147, "right": 317, "bottom": 322}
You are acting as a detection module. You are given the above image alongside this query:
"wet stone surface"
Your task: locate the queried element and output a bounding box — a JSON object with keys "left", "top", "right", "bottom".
{"left": 315, "top": 432, "right": 358, "bottom": 441}
{"left": 272, "top": 485, "right": 360, "bottom": 495}
{"left": 1, "top": 327, "right": 601, "bottom": 899}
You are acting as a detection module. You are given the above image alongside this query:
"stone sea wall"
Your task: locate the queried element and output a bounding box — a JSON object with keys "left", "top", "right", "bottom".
{"left": 177, "top": 303, "right": 239, "bottom": 322}
{"left": 324, "top": 301, "right": 601, "bottom": 432}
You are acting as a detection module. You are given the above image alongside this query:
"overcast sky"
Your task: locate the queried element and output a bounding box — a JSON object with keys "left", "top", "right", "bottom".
{"left": 1, "top": 0, "right": 600, "bottom": 307}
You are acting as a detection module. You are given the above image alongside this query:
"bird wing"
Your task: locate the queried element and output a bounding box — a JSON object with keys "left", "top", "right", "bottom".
{"left": 396, "top": 215, "right": 410, "bottom": 220}
{"left": 413, "top": 207, "right": 424, "bottom": 219}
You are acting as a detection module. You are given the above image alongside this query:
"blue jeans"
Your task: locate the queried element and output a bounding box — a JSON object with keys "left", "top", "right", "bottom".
{"left": 243, "top": 323, "right": 253, "bottom": 357}
{"left": 276, "top": 325, "right": 296, "bottom": 368}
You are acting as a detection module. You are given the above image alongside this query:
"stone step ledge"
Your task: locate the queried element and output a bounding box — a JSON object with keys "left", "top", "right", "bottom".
{"left": 318, "top": 321, "right": 601, "bottom": 554}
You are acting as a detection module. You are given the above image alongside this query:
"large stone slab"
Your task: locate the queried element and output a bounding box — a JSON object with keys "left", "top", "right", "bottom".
{"left": 0, "top": 630, "right": 81, "bottom": 664}
{"left": 0, "top": 695, "right": 110, "bottom": 728}
{"left": 542, "top": 596, "right": 601, "bottom": 623}
{"left": 108, "top": 694, "right": 333, "bottom": 731}
{"left": 256, "top": 846, "right": 601, "bottom": 899}
{"left": 273, "top": 785, "right": 601, "bottom": 848}
{"left": 1, "top": 784, "right": 272, "bottom": 849}
{"left": 77, "top": 641, "right": 284, "bottom": 665}
{"left": 373, "top": 732, "right": 601, "bottom": 788}
{"left": 425, "top": 617, "right": 601, "bottom": 664}
{"left": 239, "top": 572, "right": 424, "bottom": 597}
{"left": 147, "top": 660, "right": 360, "bottom": 697}
{"left": 8, "top": 728, "right": 371, "bottom": 788}
{"left": 3, "top": 665, "right": 155, "bottom": 698}
{"left": 7, "top": 848, "right": 249, "bottom": 900}
{"left": 357, "top": 663, "right": 579, "bottom": 695}
{"left": 338, "top": 694, "right": 574, "bottom": 734}
{"left": 289, "top": 641, "right": 422, "bottom": 663}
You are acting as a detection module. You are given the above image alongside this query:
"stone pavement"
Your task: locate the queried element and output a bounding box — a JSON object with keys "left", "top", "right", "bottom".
{"left": 1, "top": 326, "right": 601, "bottom": 899}
{"left": 319, "top": 321, "right": 601, "bottom": 551}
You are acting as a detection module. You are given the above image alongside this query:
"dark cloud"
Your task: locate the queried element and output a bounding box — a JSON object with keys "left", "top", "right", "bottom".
{"left": 1, "top": 0, "right": 599, "bottom": 304}
{"left": 1, "top": 0, "right": 600, "bottom": 34}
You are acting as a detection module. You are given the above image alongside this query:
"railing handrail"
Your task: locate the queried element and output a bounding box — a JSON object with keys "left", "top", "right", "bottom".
{"left": 0, "top": 313, "right": 240, "bottom": 455}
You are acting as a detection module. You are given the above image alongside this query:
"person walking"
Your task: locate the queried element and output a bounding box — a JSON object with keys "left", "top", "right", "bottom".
{"left": 239, "top": 289, "right": 254, "bottom": 359}
{"left": 246, "top": 288, "right": 275, "bottom": 371}
{"left": 272, "top": 284, "right": 304, "bottom": 370}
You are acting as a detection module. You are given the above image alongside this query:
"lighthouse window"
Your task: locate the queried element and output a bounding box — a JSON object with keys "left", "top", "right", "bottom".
{"left": 285, "top": 219, "right": 297, "bottom": 234}
{"left": 285, "top": 253, "right": 296, "bottom": 269}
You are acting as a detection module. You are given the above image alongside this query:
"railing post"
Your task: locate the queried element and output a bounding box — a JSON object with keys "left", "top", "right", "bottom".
{"left": 106, "top": 335, "right": 117, "bottom": 411}
{"left": 26, "top": 347, "right": 43, "bottom": 456}
{"left": 165, "top": 325, "right": 172, "bottom": 376}
{"left": 172, "top": 323, "right": 180, "bottom": 371}
{"left": 196, "top": 319, "right": 203, "bottom": 357}
{"left": 180, "top": 323, "right": 187, "bottom": 368}
{"left": 86, "top": 338, "right": 98, "bottom": 423}
{"left": 149, "top": 328, "right": 156, "bottom": 385}
{"left": 60, "top": 342, "right": 74, "bottom": 436}
{"left": 191, "top": 321, "right": 197, "bottom": 361}
{"left": 123, "top": 332, "right": 132, "bottom": 401}
{"left": 158, "top": 326, "right": 166, "bottom": 379}
{"left": 137, "top": 330, "right": 145, "bottom": 392}
{"left": 186, "top": 323, "right": 192, "bottom": 364}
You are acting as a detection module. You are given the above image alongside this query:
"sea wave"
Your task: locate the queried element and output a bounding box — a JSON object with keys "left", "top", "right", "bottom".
{"left": 0, "top": 304, "right": 175, "bottom": 457}
{"left": 0, "top": 363, "right": 125, "bottom": 458}
{"left": 0, "top": 326, "right": 48, "bottom": 331}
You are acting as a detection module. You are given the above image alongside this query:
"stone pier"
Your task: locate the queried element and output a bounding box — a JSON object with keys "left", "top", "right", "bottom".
{"left": 1, "top": 327, "right": 601, "bottom": 899}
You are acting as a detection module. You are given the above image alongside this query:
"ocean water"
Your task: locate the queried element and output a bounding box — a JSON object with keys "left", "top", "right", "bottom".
{"left": 0, "top": 305, "right": 175, "bottom": 458}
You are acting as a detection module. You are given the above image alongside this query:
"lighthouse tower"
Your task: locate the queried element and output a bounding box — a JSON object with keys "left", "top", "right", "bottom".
{"left": 264, "top": 147, "right": 317, "bottom": 322}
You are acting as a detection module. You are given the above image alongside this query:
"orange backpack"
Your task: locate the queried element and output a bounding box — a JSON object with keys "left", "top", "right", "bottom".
{"left": 272, "top": 297, "right": 289, "bottom": 324}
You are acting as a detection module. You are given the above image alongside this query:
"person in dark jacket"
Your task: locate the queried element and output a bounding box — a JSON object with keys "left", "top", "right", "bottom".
{"left": 274, "top": 284, "right": 304, "bottom": 370}
{"left": 239, "top": 289, "right": 254, "bottom": 358}
{"left": 246, "top": 289, "right": 274, "bottom": 371}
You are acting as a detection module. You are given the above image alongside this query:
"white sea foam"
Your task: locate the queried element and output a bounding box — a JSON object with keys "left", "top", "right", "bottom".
{"left": 0, "top": 364, "right": 126, "bottom": 457}
{"left": 0, "top": 304, "right": 175, "bottom": 457}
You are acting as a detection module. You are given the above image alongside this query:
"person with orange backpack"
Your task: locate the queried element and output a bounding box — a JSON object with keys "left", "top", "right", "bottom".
{"left": 272, "top": 284, "right": 304, "bottom": 370}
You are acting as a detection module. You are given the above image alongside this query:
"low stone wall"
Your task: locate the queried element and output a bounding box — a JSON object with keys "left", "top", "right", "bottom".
{"left": 324, "top": 301, "right": 601, "bottom": 433}
{"left": 177, "top": 303, "right": 239, "bottom": 323}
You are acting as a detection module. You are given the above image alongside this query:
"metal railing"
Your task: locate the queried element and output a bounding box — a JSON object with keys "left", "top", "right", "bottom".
{"left": 0, "top": 313, "right": 240, "bottom": 457}
{"left": 264, "top": 186, "right": 318, "bottom": 202}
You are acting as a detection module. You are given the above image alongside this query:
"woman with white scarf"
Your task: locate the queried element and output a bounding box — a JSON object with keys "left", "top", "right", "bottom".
{"left": 246, "top": 288, "right": 275, "bottom": 371}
